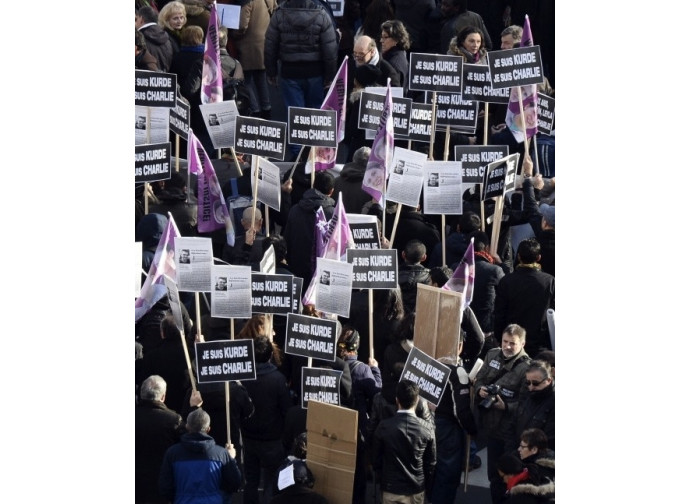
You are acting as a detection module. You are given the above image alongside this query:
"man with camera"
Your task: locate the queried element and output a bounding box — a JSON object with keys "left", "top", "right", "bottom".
{"left": 473, "top": 324, "right": 531, "bottom": 501}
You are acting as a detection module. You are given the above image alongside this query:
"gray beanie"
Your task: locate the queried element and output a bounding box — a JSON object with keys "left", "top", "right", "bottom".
{"left": 539, "top": 204, "right": 555, "bottom": 228}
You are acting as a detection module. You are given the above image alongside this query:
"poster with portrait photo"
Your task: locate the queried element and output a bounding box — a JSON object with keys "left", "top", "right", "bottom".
{"left": 422, "top": 161, "right": 463, "bottom": 215}
{"left": 211, "top": 265, "right": 252, "bottom": 319}
{"left": 199, "top": 100, "right": 240, "bottom": 149}
{"left": 251, "top": 157, "right": 281, "bottom": 211}
{"left": 314, "top": 258, "right": 353, "bottom": 318}
{"left": 174, "top": 236, "right": 214, "bottom": 292}
{"left": 135, "top": 105, "right": 170, "bottom": 145}
{"left": 386, "top": 147, "right": 428, "bottom": 207}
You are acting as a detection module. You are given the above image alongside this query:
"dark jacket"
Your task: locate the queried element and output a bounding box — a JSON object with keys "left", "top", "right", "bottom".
{"left": 433, "top": 364, "right": 477, "bottom": 436}
{"left": 264, "top": 0, "right": 338, "bottom": 81}
{"left": 508, "top": 385, "right": 555, "bottom": 452}
{"left": 344, "top": 355, "right": 382, "bottom": 431}
{"left": 333, "top": 159, "right": 372, "bottom": 214}
{"left": 398, "top": 263, "right": 431, "bottom": 314}
{"left": 493, "top": 267, "right": 555, "bottom": 357}
{"left": 382, "top": 46, "right": 409, "bottom": 92}
{"left": 284, "top": 188, "right": 335, "bottom": 286}
{"left": 429, "top": 230, "right": 472, "bottom": 269}
{"left": 471, "top": 254, "right": 507, "bottom": 333}
{"left": 139, "top": 24, "right": 174, "bottom": 72}
{"left": 373, "top": 410, "right": 436, "bottom": 495}
{"left": 159, "top": 432, "right": 242, "bottom": 504}
{"left": 474, "top": 348, "right": 531, "bottom": 441}
{"left": 241, "top": 361, "right": 292, "bottom": 441}
{"left": 149, "top": 189, "right": 198, "bottom": 237}
{"left": 136, "top": 48, "right": 160, "bottom": 71}
{"left": 504, "top": 467, "right": 555, "bottom": 504}
{"left": 269, "top": 484, "right": 328, "bottom": 504}
{"left": 136, "top": 400, "right": 184, "bottom": 503}
{"left": 388, "top": 209, "right": 440, "bottom": 267}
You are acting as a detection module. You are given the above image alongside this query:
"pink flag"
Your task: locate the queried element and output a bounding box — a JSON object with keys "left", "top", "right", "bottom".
{"left": 188, "top": 129, "right": 235, "bottom": 245}
{"left": 135, "top": 213, "right": 181, "bottom": 321}
{"left": 442, "top": 238, "right": 475, "bottom": 309}
{"left": 362, "top": 81, "right": 394, "bottom": 204}
{"left": 506, "top": 15, "right": 538, "bottom": 143}
{"left": 201, "top": 2, "right": 223, "bottom": 104}
{"left": 313, "top": 57, "right": 349, "bottom": 172}
{"left": 302, "top": 194, "right": 355, "bottom": 305}
{"left": 313, "top": 206, "right": 329, "bottom": 270}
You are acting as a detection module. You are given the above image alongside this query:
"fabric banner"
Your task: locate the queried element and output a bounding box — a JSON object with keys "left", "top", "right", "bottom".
{"left": 201, "top": 2, "right": 223, "bottom": 104}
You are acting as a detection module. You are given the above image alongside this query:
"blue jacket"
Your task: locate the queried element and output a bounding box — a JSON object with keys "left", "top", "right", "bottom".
{"left": 159, "top": 432, "right": 241, "bottom": 504}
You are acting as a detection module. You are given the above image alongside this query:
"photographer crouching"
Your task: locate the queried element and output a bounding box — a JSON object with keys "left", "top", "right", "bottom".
{"left": 473, "top": 324, "right": 531, "bottom": 504}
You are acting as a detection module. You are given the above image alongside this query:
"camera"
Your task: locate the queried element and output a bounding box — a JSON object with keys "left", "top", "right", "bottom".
{"left": 479, "top": 384, "right": 501, "bottom": 409}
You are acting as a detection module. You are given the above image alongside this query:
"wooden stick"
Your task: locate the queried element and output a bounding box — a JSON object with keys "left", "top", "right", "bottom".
{"left": 230, "top": 147, "right": 244, "bottom": 177}
{"left": 287, "top": 145, "right": 306, "bottom": 181}
{"left": 180, "top": 328, "right": 197, "bottom": 392}
{"left": 264, "top": 205, "right": 270, "bottom": 238}
{"left": 195, "top": 292, "right": 202, "bottom": 340}
{"left": 533, "top": 132, "right": 540, "bottom": 176}
{"left": 483, "top": 102, "right": 489, "bottom": 146}
{"left": 225, "top": 381, "right": 231, "bottom": 446}
{"left": 429, "top": 92, "right": 437, "bottom": 161}
{"left": 443, "top": 124, "right": 450, "bottom": 161}
{"left": 441, "top": 214, "right": 446, "bottom": 267}
{"left": 463, "top": 382, "right": 475, "bottom": 492}
{"left": 250, "top": 156, "right": 260, "bottom": 233}
{"left": 144, "top": 183, "right": 149, "bottom": 215}
{"left": 480, "top": 201, "right": 485, "bottom": 233}
{"left": 388, "top": 203, "right": 403, "bottom": 247}
{"left": 175, "top": 135, "right": 180, "bottom": 172}
{"left": 368, "top": 289, "right": 374, "bottom": 359}
{"left": 230, "top": 318, "right": 234, "bottom": 340}
{"left": 310, "top": 147, "right": 315, "bottom": 188}
{"left": 489, "top": 196, "right": 503, "bottom": 257}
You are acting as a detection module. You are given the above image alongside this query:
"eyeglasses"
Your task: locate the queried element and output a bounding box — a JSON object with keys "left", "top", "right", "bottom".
{"left": 518, "top": 444, "right": 530, "bottom": 450}
{"left": 525, "top": 378, "right": 547, "bottom": 387}
{"left": 353, "top": 49, "right": 372, "bottom": 58}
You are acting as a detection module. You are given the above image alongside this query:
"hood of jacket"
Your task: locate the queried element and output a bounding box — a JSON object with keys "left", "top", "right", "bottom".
{"left": 298, "top": 188, "right": 335, "bottom": 213}
{"left": 135, "top": 213, "right": 168, "bottom": 250}
{"left": 339, "top": 161, "right": 366, "bottom": 182}
{"left": 180, "top": 431, "right": 217, "bottom": 453}
{"left": 140, "top": 24, "right": 171, "bottom": 47}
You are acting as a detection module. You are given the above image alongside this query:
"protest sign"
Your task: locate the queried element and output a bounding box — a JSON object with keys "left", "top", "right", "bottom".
{"left": 195, "top": 339, "right": 256, "bottom": 383}
{"left": 285, "top": 313, "right": 338, "bottom": 362}
{"left": 314, "top": 258, "right": 353, "bottom": 317}
{"left": 135, "top": 70, "right": 177, "bottom": 107}
{"left": 169, "top": 96, "right": 190, "bottom": 137}
{"left": 431, "top": 93, "right": 479, "bottom": 130}
{"left": 386, "top": 147, "right": 428, "bottom": 207}
{"left": 398, "top": 102, "right": 433, "bottom": 142}
{"left": 291, "top": 277, "right": 303, "bottom": 313}
{"left": 454, "top": 146, "right": 510, "bottom": 184}
{"left": 250, "top": 273, "right": 294, "bottom": 314}
{"left": 487, "top": 46, "right": 544, "bottom": 89}
{"left": 327, "top": 0, "right": 344, "bottom": 16}
{"left": 199, "top": 100, "right": 240, "bottom": 149}
{"left": 135, "top": 105, "right": 170, "bottom": 145}
{"left": 414, "top": 283, "right": 465, "bottom": 364}
{"left": 423, "top": 161, "right": 463, "bottom": 215}
{"left": 408, "top": 53, "right": 464, "bottom": 92}
{"left": 400, "top": 346, "right": 451, "bottom": 407}
{"left": 461, "top": 64, "right": 511, "bottom": 104}
{"left": 306, "top": 401, "right": 357, "bottom": 504}
{"left": 358, "top": 92, "right": 412, "bottom": 137}
{"left": 346, "top": 249, "right": 398, "bottom": 289}
{"left": 210, "top": 265, "right": 252, "bottom": 319}
{"left": 347, "top": 214, "right": 380, "bottom": 250}
{"left": 301, "top": 368, "right": 343, "bottom": 409}
{"left": 174, "top": 237, "right": 214, "bottom": 292}
{"left": 252, "top": 157, "right": 282, "bottom": 211}
{"left": 537, "top": 92, "right": 555, "bottom": 135}
{"left": 482, "top": 153, "right": 519, "bottom": 201}
{"left": 135, "top": 142, "right": 171, "bottom": 183}
{"left": 288, "top": 107, "right": 338, "bottom": 148}
{"left": 216, "top": 3, "right": 240, "bottom": 29}
{"left": 235, "top": 116, "right": 287, "bottom": 160}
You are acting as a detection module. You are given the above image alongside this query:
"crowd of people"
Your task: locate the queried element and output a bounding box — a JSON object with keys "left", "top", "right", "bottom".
{"left": 135, "top": 1, "right": 555, "bottom": 503}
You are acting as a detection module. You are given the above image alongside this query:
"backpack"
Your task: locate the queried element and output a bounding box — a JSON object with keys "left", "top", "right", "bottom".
{"left": 221, "top": 57, "right": 252, "bottom": 116}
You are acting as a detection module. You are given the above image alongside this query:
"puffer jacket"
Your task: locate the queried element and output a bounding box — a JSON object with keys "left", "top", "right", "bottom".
{"left": 264, "top": 0, "right": 338, "bottom": 81}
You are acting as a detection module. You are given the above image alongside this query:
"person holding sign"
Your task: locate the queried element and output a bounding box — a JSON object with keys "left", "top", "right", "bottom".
{"left": 373, "top": 380, "right": 436, "bottom": 504}
{"left": 448, "top": 25, "right": 488, "bottom": 63}
{"left": 380, "top": 20, "right": 411, "bottom": 92}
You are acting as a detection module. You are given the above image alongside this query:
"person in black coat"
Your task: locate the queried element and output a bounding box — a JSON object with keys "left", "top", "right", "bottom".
{"left": 136, "top": 6, "right": 174, "bottom": 71}
{"left": 332, "top": 146, "right": 373, "bottom": 214}
{"left": 380, "top": 20, "right": 411, "bottom": 93}
{"left": 493, "top": 238, "right": 554, "bottom": 357}
{"left": 388, "top": 204, "right": 440, "bottom": 268}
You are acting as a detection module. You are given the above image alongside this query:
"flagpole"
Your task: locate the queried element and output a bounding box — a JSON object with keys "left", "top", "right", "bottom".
{"left": 368, "top": 289, "right": 374, "bottom": 359}
{"left": 516, "top": 86, "right": 530, "bottom": 170}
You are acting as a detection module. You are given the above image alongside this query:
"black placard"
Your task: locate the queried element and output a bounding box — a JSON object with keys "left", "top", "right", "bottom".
{"left": 537, "top": 93, "right": 555, "bottom": 136}
{"left": 487, "top": 46, "right": 544, "bottom": 89}
{"left": 288, "top": 107, "right": 337, "bottom": 147}
{"left": 408, "top": 53, "right": 464, "bottom": 92}
{"left": 350, "top": 222, "right": 380, "bottom": 249}
{"left": 135, "top": 142, "right": 171, "bottom": 183}
{"left": 291, "top": 277, "right": 303, "bottom": 314}
{"left": 357, "top": 92, "right": 412, "bottom": 137}
{"left": 169, "top": 96, "right": 190, "bottom": 137}
{"left": 454, "top": 146, "right": 510, "bottom": 184}
{"left": 400, "top": 346, "right": 451, "bottom": 407}
{"left": 250, "top": 273, "right": 293, "bottom": 314}
{"left": 285, "top": 313, "right": 338, "bottom": 361}
{"left": 461, "top": 63, "right": 510, "bottom": 104}
{"left": 135, "top": 70, "right": 177, "bottom": 107}
{"left": 431, "top": 93, "right": 479, "bottom": 129}
{"left": 301, "top": 368, "right": 342, "bottom": 409}
{"left": 398, "top": 102, "right": 433, "bottom": 142}
{"left": 482, "top": 153, "right": 519, "bottom": 200}
{"left": 234, "top": 116, "right": 287, "bottom": 160}
{"left": 195, "top": 339, "right": 256, "bottom": 383}
{"left": 346, "top": 249, "right": 398, "bottom": 289}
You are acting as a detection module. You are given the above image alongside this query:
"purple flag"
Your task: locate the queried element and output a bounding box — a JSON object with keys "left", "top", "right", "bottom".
{"left": 201, "top": 2, "right": 223, "bottom": 104}
{"left": 313, "top": 57, "right": 349, "bottom": 172}
{"left": 302, "top": 194, "right": 355, "bottom": 306}
{"left": 506, "top": 15, "right": 538, "bottom": 143}
{"left": 313, "top": 206, "right": 329, "bottom": 269}
{"left": 362, "top": 81, "right": 394, "bottom": 204}
{"left": 442, "top": 238, "right": 475, "bottom": 309}
{"left": 135, "top": 213, "right": 181, "bottom": 321}
{"left": 188, "top": 130, "right": 235, "bottom": 245}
